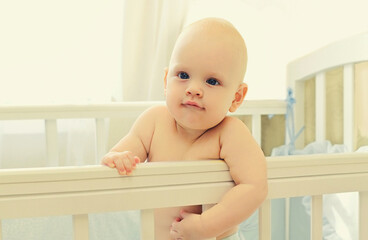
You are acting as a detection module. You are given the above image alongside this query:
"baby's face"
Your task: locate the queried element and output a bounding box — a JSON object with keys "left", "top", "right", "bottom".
{"left": 164, "top": 19, "right": 247, "bottom": 131}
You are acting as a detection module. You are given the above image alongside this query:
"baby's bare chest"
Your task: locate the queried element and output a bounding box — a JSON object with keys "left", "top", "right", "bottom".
{"left": 148, "top": 127, "right": 221, "bottom": 162}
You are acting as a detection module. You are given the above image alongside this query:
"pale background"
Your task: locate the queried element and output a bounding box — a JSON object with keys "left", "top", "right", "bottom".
{"left": 1, "top": 0, "right": 367, "bottom": 104}
{"left": 0, "top": 2, "right": 366, "bottom": 239}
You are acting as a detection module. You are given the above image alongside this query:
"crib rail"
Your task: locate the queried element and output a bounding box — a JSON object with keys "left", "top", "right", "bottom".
{"left": 287, "top": 31, "right": 368, "bottom": 151}
{"left": 1, "top": 153, "right": 368, "bottom": 240}
{"left": 287, "top": 31, "right": 368, "bottom": 83}
{"left": 0, "top": 160, "right": 233, "bottom": 218}
{"left": 0, "top": 100, "right": 287, "bottom": 163}
{"left": 0, "top": 100, "right": 286, "bottom": 120}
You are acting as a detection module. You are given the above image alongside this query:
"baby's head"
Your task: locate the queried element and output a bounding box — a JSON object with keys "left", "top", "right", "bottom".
{"left": 170, "top": 18, "right": 247, "bottom": 83}
{"left": 164, "top": 18, "right": 248, "bottom": 130}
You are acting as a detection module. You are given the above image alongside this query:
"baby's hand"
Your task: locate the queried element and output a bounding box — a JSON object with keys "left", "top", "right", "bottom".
{"left": 170, "top": 210, "right": 208, "bottom": 240}
{"left": 101, "top": 151, "right": 140, "bottom": 175}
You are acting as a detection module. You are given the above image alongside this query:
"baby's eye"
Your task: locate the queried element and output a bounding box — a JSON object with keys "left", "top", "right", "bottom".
{"left": 206, "top": 78, "right": 220, "bottom": 86}
{"left": 178, "top": 72, "right": 190, "bottom": 79}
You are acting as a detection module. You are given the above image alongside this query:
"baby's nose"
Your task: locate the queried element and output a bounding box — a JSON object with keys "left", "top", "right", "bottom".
{"left": 185, "top": 83, "right": 203, "bottom": 97}
{"left": 186, "top": 81, "right": 203, "bottom": 97}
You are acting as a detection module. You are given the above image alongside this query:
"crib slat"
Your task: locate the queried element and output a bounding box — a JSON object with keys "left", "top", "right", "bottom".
{"left": 252, "top": 114, "right": 261, "bottom": 145}
{"left": 45, "top": 119, "right": 59, "bottom": 166}
{"left": 141, "top": 209, "right": 155, "bottom": 239}
{"left": 360, "top": 191, "right": 368, "bottom": 240}
{"left": 315, "top": 72, "right": 326, "bottom": 141}
{"left": 95, "top": 118, "right": 107, "bottom": 163}
{"left": 311, "top": 195, "right": 323, "bottom": 240}
{"left": 285, "top": 198, "right": 290, "bottom": 240}
{"left": 259, "top": 199, "right": 271, "bottom": 240}
{"left": 343, "top": 64, "right": 354, "bottom": 152}
{"left": 0, "top": 219, "right": 2, "bottom": 240}
{"left": 294, "top": 80, "right": 305, "bottom": 148}
{"left": 73, "top": 214, "right": 89, "bottom": 240}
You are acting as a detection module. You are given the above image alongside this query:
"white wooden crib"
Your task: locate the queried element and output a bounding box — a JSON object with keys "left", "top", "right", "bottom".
{"left": 1, "top": 32, "right": 368, "bottom": 240}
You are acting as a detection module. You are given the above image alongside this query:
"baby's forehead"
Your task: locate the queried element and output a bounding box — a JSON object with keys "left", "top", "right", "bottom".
{"left": 181, "top": 21, "right": 244, "bottom": 55}
{"left": 178, "top": 19, "right": 246, "bottom": 58}
{"left": 172, "top": 18, "right": 248, "bottom": 80}
{"left": 186, "top": 18, "right": 234, "bottom": 31}
{"left": 184, "top": 18, "right": 240, "bottom": 40}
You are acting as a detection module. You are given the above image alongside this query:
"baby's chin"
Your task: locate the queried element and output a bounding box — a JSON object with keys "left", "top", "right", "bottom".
{"left": 180, "top": 119, "right": 225, "bottom": 132}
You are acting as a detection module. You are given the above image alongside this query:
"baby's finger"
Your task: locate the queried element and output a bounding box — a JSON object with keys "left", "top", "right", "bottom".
{"left": 114, "top": 158, "right": 126, "bottom": 175}
{"left": 122, "top": 156, "right": 135, "bottom": 174}
{"left": 169, "top": 222, "right": 182, "bottom": 240}
{"left": 131, "top": 156, "right": 140, "bottom": 170}
{"left": 106, "top": 159, "right": 116, "bottom": 168}
{"left": 134, "top": 156, "right": 141, "bottom": 164}
{"left": 106, "top": 163, "right": 115, "bottom": 168}
{"left": 101, "top": 156, "right": 115, "bottom": 168}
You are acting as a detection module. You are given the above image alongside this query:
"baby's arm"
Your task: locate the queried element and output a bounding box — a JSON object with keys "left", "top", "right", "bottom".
{"left": 201, "top": 117, "right": 268, "bottom": 236}
{"left": 101, "top": 106, "right": 159, "bottom": 175}
{"left": 171, "top": 117, "right": 268, "bottom": 239}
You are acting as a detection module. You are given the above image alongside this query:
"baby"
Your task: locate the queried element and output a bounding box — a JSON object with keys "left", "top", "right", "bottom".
{"left": 102, "top": 18, "right": 268, "bottom": 240}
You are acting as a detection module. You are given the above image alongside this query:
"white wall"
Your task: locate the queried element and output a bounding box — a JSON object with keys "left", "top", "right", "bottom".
{"left": 1, "top": 0, "right": 367, "bottom": 103}
{"left": 0, "top": 0, "right": 124, "bottom": 104}
{"left": 185, "top": 0, "right": 368, "bottom": 100}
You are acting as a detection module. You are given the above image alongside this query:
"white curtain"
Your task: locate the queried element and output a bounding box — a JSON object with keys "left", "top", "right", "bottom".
{"left": 115, "top": 0, "right": 189, "bottom": 101}
{"left": 0, "top": 2, "right": 190, "bottom": 239}
{"left": 0, "top": 0, "right": 125, "bottom": 169}
{"left": 0, "top": 1, "right": 190, "bottom": 169}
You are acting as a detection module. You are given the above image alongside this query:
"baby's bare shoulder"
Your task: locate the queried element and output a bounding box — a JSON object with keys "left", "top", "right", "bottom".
{"left": 218, "top": 116, "right": 254, "bottom": 146}
{"left": 219, "top": 116, "right": 249, "bottom": 132}
{"left": 138, "top": 105, "right": 169, "bottom": 121}
{"left": 129, "top": 105, "right": 168, "bottom": 132}
{"left": 137, "top": 105, "right": 174, "bottom": 131}
{"left": 144, "top": 104, "right": 167, "bottom": 115}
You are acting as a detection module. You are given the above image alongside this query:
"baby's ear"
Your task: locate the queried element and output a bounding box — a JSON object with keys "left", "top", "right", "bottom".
{"left": 163, "top": 67, "right": 168, "bottom": 96}
{"left": 229, "top": 83, "right": 247, "bottom": 112}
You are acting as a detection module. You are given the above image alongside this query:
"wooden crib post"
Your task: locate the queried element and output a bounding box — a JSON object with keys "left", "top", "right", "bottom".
{"left": 360, "top": 191, "right": 368, "bottom": 240}
{"left": 293, "top": 80, "right": 305, "bottom": 149}
{"left": 343, "top": 64, "right": 355, "bottom": 152}
{"left": 73, "top": 214, "right": 89, "bottom": 240}
{"left": 315, "top": 72, "right": 326, "bottom": 142}
{"left": 95, "top": 118, "right": 107, "bottom": 163}
{"left": 252, "top": 114, "right": 261, "bottom": 145}
{"left": 45, "top": 119, "right": 59, "bottom": 166}
{"left": 285, "top": 198, "right": 290, "bottom": 240}
{"left": 311, "top": 195, "right": 323, "bottom": 240}
{"left": 259, "top": 199, "right": 271, "bottom": 240}
{"left": 140, "top": 209, "right": 155, "bottom": 239}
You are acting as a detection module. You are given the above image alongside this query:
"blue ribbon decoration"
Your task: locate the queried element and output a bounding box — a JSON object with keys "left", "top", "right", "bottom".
{"left": 285, "top": 88, "right": 304, "bottom": 154}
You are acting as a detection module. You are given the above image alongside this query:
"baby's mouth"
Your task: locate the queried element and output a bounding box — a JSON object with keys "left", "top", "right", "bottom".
{"left": 182, "top": 101, "right": 204, "bottom": 110}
